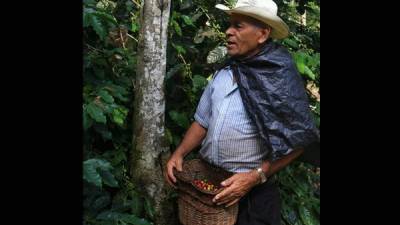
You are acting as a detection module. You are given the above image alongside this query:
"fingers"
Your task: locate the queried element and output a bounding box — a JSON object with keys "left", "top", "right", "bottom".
{"left": 214, "top": 174, "right": 236, "bottom": 202}
{"left": 213, "top": 185, "right": 233, "bottom": 203}
{"left": 216, "top": 192, "right": 237, "bottom": 205}
{"left": 167, "top": 161, "right": 177, "bottom": 183}
{"left": 165, "top": 158, "right": 181, "bottom": 188}
{"left": 225, "top": 198, "right": 240, "bottom": 208}
{"left": 221, "top": 176, "right": 234, "bottom": 187}
{"left": 164, "top": 169, "right": 177, "bottom": 188}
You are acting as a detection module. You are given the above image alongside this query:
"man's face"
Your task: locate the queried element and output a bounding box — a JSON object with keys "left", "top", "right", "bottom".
{"left": 225, "top": 14, "right": 271, "bottom": 58}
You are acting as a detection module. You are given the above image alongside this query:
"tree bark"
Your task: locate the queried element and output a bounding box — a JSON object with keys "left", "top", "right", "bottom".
{"left": 131, "top": 0, "right": 176, "bottom": 224}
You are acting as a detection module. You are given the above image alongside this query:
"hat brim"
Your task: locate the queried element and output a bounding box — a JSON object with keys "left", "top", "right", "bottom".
{"left": 215, "top": 4, "right": 289, "bottom": 39}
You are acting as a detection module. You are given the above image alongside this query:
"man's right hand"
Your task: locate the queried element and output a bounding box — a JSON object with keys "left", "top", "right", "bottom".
{"left": 165, "top": 152, "right": 184, "bottom": 188}
{"left": 163, "top": 121, "right": 208, "bottom": 188}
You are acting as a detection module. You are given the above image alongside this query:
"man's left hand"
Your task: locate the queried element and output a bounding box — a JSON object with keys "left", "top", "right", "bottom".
{"left": 212, "top": 170, "right": 260, "bottom": 207}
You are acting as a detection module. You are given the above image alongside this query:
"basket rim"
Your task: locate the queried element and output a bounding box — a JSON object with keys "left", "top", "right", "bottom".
{"left": 174, "top": 159, "right": 234, "bottom": 195}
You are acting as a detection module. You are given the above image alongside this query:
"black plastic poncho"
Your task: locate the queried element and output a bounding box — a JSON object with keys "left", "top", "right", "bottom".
{"left": 219, "top": 41, "right": 320, "bottom": 165}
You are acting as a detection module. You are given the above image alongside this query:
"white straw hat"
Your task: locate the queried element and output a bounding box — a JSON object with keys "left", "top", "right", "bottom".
{"left": 216, "top": 0, "right": 289, "bottom": 39}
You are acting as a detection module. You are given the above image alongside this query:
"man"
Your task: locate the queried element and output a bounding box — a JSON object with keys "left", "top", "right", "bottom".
{"left": 165, "top": 0, "right": 320, "bottom": 224}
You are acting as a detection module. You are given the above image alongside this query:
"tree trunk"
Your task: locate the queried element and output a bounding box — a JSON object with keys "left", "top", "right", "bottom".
{"left": 131, "top": 0, "right": 176, "bottom": 224}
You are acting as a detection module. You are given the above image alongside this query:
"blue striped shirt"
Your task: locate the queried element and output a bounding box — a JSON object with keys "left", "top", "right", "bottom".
{"left": 194, "top": 67, "right": 269, "bottom": 173}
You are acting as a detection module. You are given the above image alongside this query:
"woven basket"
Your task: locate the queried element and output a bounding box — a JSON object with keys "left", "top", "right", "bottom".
{"left": 174, "top": 159, "right": 238, "bottom": 225}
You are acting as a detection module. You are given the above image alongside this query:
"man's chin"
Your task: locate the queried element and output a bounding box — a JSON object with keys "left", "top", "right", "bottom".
{"left": 227, "top": 51, "right": 246, "bottom": 59}
{"left": 227, "top": 50, "right": 238, "bottom": 57}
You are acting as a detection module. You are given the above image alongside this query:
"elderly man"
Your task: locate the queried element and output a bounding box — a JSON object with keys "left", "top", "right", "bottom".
{"left": 165, "top": 0, "right": 320, "bottom": 224}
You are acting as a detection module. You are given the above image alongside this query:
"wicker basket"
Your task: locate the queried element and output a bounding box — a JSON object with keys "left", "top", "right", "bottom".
{"left": 174, "top": 159, "right": 238, "bottom": 225}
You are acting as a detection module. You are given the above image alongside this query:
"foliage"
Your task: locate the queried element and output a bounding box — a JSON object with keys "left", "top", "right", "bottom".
{"left": 271, "top": 2, "right": 321, "bottom": 224}
{"left": 278, "top": 162, "right": 320, "bottom": 225}
{"left": 83, "top": 0, "right": 320, "bottom": 224}
{"left": 83, "top": 0, "right": 154, "bottom": 224}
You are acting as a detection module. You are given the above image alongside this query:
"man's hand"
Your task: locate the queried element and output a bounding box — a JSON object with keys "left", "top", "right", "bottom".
{"left": 212, "top": 170, "right": 260, "bottom": 207}
{"left": 163, "top": 122, "right": 208, "bottom": 188}
{"left": 164, "top": 152, "right": 184, "bottom": 188}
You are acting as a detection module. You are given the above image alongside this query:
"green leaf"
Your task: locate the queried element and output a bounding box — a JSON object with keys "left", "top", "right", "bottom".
{"left": 112, "top": 107, "right": 128, "bottom": 126}
{"left": 313, "top": 203, "right": 320, "bottom": 215}
{"left": 93, "top": 11, "right": 118, "bottom": 26}
{"left": 124, "top": 215, "right": 152, "bottom": 225}
{"left": 93, "top": 194, "right": 111, "bottom": 210}
{"left": 90, "top": 158, "right": 113, "bottom": 170}
{"left": 94, "top": 124, "right": 113, "bottom": 140}
{"left": 225, "top": 0, "right": 237, "bottom": 8}
{"left": 171, "top": 43, "right": 186, "bottom": 55}
{"left": 94, "top": 67, "right": 105, "bottom": 79}
{"left": 284, "top": 38, "right": 299, "bottom": 49}
{"left": 294, "top": 52, "right": 306, "bottom": 73}
{"left": 307, "top": 53, "right": 320, "bottom": 68}
{"left": 112, "top": 198, "right": 134, "bottom": 212}
{"left": 99, "top": 170, "right": 119, "bottom": 187}
{"left": 83, "top": 110, "right": 93, "bottom": 130}
{"left": 282, "top": 205, "right": 301, "bottom": 225}
{"left": 312, "top": 113, "right": 320, "bottom": 128}
{"left": 105, "top": 84, "right": 129, "bottom": 102}
{"left": 296, "top": 61, "right": 305, "bottom": 74}
{"left": 90, "top": 15, "right": 107, "bottom": 40}
{"left": 207, "top": 46, "right": 227, "bottom": 64}
{"left": 96, "top": 211, "right": 122, "bottom": 220}
{"left": 125, "top": 0, "right": 134, "bottom": 11}
{"left": 131, "top": 22, "right": 138, "bottom": 32}
{"left": 109, "top": 148, "right": 127, "bottom": 165}
{"left": 288, "top": 212, "right": 302, "bottom": 225}
{"left": 84, "top": 159, "right": 103, "bottom": 188}
{"left": 192, "top": 75, "right": 208, "bottom": 92}
{"left": 294, "top": 51, "right": 317, "bottom": 80}
{"left": 96, "top": 0, "right": 116, "bottom": 10}
{"left": 144, "top": 197, "right": 155, "bottom": 220}
{"left": 181, "top": 15, "right": 195, "bottom": 27}
{"left": 84, "top": 0, "right": 96, "bottom": 5}
{"left": 130, "top": 191, "right": 144, "bottom": 216}
{"left": 166, "top": 63, "right": 184, "bottom": 80}
{"left": 97, "top": 212, "right": 152, "bottom": 225}
{"left": 165, "top": 128, "right": 173, "bottom": 145}
{"left": 303, "top": 65, "right": 316, "bottom": 80}
{"left": 169, "top": 111, "right": 189, "bottom": 128}
{"left": 83, "top": 8, "right": 93, "bottom": 28}
{"left": 299, "top": 205, "right": 319, "bottom": 225}
{"left": 83, "top": 159, "right": 115, "bottom": 188}
{"left": 173, "top": 21, "right": 182, "bottom": 36}
{"left": 98, "top": 90, "right": 115, "bottom": 104}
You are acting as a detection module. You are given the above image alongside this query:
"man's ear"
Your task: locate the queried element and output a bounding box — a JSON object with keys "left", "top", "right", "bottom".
{"left": 257, "top": 27, "right": 271, "bottom": 44}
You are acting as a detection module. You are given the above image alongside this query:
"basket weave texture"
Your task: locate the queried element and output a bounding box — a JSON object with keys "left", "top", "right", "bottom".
{"left": 174, "top": 159, "right": 238, "bottom": 225}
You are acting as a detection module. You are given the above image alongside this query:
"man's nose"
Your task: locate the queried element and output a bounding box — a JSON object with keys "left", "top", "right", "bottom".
{"left": 225, "top": 27, "right": 234, "bottom": 36}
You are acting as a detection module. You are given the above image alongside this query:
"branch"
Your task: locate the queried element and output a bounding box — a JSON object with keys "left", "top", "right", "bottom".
{"left": 85, "top": 44, "right": 103, "bottom": 53}
{"left": 131, "top": 0, "right": 141, "bottom": 8}
{"left": 126, "top": 33, "right": 138, "bottom": 42}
